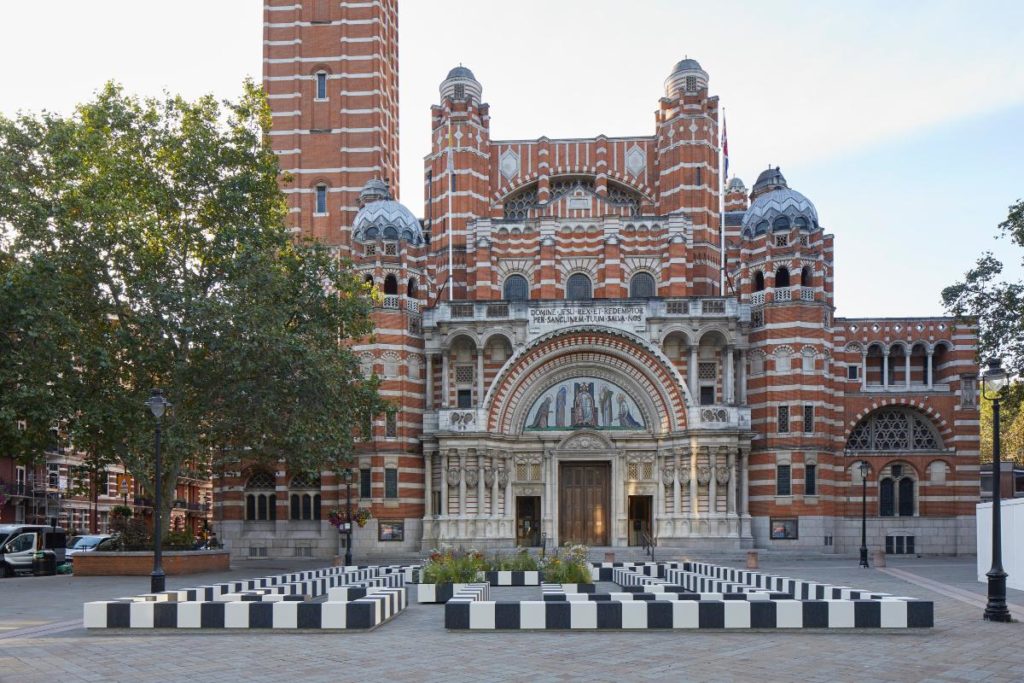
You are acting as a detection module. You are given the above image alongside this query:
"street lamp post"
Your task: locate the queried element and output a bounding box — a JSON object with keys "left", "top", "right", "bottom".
{"left": 980, "top": 358, "right": 1011, "bottom": 622}
{"left": 144, "top": 389, "right": 171, "bottom": 594}
{"left": 859, "top": 460, "right": 870, "bottom": 568}
{"left": 342, "top": 468, "right": 354, "bottom": 566}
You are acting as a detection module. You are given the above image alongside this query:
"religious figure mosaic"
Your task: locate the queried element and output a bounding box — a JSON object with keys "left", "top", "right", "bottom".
{"left": 526, "top": 378, "right": 645, "bottom": 430}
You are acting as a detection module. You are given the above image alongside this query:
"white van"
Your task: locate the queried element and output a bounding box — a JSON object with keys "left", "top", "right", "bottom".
{"left": 0, "top": 525, "right": 67, "bottom": 577}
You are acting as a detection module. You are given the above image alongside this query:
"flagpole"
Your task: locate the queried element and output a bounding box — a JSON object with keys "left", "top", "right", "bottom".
{"left": 447, "top": 117, "right": 454, "bottom": 301}
{"left": 719, "top": 108, "right": 726, "bottom": 295}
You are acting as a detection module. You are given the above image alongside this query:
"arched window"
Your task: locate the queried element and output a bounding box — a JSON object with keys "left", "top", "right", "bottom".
{"left": 773, "top": 216, "right": 790, "bottom": 231}
{"left": 755, "top": 221, "right": 769, "bottom": 235}
{"left": 383, "top": 226, "right": 398, "bottom": 240}
{"left": 315, "top": 184, "right": 327, "bottom": 214}
{"left": 364, "top": 226, "right": 379, "bottom": 240}
{"left": 289, "top": 472, "right": 322, "bottom": 521}
{"left": 775, "top": 266, "right": 790, "bottom": 288}
{"left": 880, "top": 466, "right": 915, "bottom": 517}
{"left": 801, "top": 266, "right": 812, "bottom": 287}
{"left": 565, "top": 273, "right": 592, "bottom": 300}
{"left": 407, "top": 278, "right": 417, "bottom": 298}
{"left": 364, "top": 274, "right": 374, "bottom": 286}
{"left": 754, "top": 271, "right": 765, "bottom": 292}
{"left": 383, "top": 274, "right": 398, "bottom": 295}
{"left": 794, "top": 216, "right": 809, "bottom": 230}
{"left": 846, "top": 407, "right": 942, "bottom": 451}
{"left": 629, "top": 272, "right": 657, "bottom": 298}
{"left": 245, "top": 471, "right": 276, "bottom": 521}
{"left": 503, "top": 274, "right": 530, "bottom": 301}
{"left": 315, "top": 71, "right": 328, "bottom": 100}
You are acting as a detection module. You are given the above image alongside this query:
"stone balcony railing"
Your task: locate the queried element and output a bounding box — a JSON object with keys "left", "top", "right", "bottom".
{"left": 687, "top": 405, "right": 752, "bottom": 430}
{"left": 435, "top": 408, "right": 488, "bottom": 433}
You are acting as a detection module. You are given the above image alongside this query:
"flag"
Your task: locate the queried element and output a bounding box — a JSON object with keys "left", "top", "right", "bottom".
{"left": 722, "top": 113, "right": 729, "bottom": 181}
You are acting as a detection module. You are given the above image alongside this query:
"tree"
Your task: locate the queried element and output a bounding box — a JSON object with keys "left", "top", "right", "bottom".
{"left": 0, "top": 81, "right": 386, "bottom": 534}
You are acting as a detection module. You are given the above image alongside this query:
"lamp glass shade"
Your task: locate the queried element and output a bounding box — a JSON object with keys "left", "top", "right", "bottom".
{"left": 145, "top": 389, "right": 170, "bottom": 418}
{"left": 859, "top": 461, "right": 870, "bottom": 478}
{"left": 981, "top": 358, "right": 1009, "bottom": 393}
{"left": 342, "top": 468, "right": 353, "bottom": 484}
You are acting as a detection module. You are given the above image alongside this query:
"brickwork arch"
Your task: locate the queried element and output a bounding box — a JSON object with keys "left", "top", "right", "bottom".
{"left": 842, "top": 401, "right": 953, "bottom": 451}
{"left": 485, "top": 328, "right": 691, "bottom": 434}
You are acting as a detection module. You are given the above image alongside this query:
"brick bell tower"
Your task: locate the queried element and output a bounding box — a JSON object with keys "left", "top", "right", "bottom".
{"left": 263, "top": 0, "right": 399, "bottom": 250}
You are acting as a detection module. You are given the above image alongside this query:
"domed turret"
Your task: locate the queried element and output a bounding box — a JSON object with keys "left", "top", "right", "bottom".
{"left": 741, "top": 167, "right": 819, "bottom": 237}
{"left": 664, "top": 57, "right": 709, "bottom": 98}
{"left": 727, "top": 177, "right": 747, "bottom": 193}
{"left": 440, "top": 64, "right": 482, "bottom": 104}
{"left": 353, "top": 180, "right": 424, "bottom": 245}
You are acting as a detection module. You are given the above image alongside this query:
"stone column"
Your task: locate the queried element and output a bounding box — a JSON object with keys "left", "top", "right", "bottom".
{"left": 927, "top": 349, "right": 934, "bottom": 389}
{"left": 476, "top": 450, "right": 485, "bottom": 519}
{"left": 688, "top": 345, "right": 699, "bottom": 400}
{"left": 737, "top": 349, "right": 747, "bottom": 404}
{"left": 441, "top": 352, "right": 450, "bottom": 407}
{"left": 724, "top": 346, "right": 734, "bottom": 404}
{"left": 458, "top": 450, "right": 467, "bottom": 518}
{"left": 425, "top": 354, "right": 434, "bottom": 410}
{"left": 440, "top": 450, "right": 449, "bottom": 517}
{"left": 689, "top": 446, "right": 698, "bottom": 516}
{"left": 476, "top": 348, "right": 485, "bottom": 407}
{"left": 708, "top": 447, "right": 717, "bottom": 515}
{"left": 740, "top": 448, "right": 750, "bottom": 515}
{"left": 861, "top": 351, "right": 868, "bottom": 391}
{"left": 672, "top": 448, "right": 682, "bottom": 516}
{"left": 424, "top": 450, "right": 433, "bottom": 516}
{"left": 727, "top": 448, "right": 737, "bottom": 515}
{"left": 882, "top": 350, "right": 889, "bottom": 388}
{"left": 490, "top": 450, "right": 499, "bottom": 518}
{"left": 503, "top": 452, "right": 513, "bottom": 527}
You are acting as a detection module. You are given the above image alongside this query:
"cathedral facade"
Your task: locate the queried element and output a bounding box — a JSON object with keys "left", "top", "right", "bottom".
{"left": 212, "top": 1, "right": 980, "bottom": 560}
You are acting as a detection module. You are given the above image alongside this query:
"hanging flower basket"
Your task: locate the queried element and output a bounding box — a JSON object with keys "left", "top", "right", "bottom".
{"left": 327, "top": 508, "right": 373, "bottom": 529}
{"left": 354, "top": 508, "right": 372, "bottom": 528}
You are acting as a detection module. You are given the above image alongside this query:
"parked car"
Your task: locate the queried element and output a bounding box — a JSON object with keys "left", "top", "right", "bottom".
{"left": 65, "top": 534, "right": 112, "bottom": 562}
{"left": 0, "top": 525, "right": 67, "bottom": 577}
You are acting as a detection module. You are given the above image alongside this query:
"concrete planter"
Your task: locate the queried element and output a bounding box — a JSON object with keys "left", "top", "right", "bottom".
{"left": 415, "top": 582, "right": 472, "bottom": 604}
{"left": 73, "top": 550, "right": 230, "bottom": 576}
{"left": 481, "top": 570, "right": 541, "bottom": 586}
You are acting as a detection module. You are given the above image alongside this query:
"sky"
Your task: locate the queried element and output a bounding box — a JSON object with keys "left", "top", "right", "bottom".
{"left": 1, "top": 0, "right": 1021, "bottom": 318}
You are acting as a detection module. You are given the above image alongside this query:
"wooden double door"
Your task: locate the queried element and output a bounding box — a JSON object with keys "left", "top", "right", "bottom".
{"left": 558, "top": 461, "right": 610, "bottom": 546}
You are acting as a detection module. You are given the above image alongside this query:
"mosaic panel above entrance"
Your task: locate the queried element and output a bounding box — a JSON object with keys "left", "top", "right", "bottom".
{"left": 526, "top": 378, "right": 645, "bottom": 430}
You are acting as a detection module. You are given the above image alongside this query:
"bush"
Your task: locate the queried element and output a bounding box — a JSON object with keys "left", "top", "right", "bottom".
{"left": 105, "top": 516, "right": 152, "bottom": 551}
{"left": 540, "top": 544, "right": 592, "bottom": 584}
{"left": 163, "top": 530, "right": 195, "bottom": 550}
{"left": 422, "top": 547, "right": 487, "bottom": 584}
{"left": 488, "top": 549, "right": 539, "bottom": 572}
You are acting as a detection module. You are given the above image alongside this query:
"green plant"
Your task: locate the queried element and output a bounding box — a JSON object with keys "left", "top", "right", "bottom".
{"left": 540, "top": 544, "right": 592, "bottom": 584}
{"left": 491, "top": 549, "right": 539, "bottom": 572}
{"left": 110, "top": 505, "right": 133, "bottom": 519}
{"left": 163, "top": 529, "right": 195, "bottom": 550}
{"left": 421, "top": 547, "right": 486, "bottom": 584}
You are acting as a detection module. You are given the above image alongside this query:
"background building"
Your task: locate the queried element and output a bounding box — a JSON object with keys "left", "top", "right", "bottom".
{"left": 210, "top": 0, "right": 979, "bottom": 560}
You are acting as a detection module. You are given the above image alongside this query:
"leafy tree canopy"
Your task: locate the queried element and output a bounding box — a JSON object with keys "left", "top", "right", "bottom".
{"left": 0, "top": 81, "right": 386, "bottom": 528}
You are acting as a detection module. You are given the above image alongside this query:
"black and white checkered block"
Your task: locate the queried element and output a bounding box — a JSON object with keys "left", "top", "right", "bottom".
{"left": 481, "top": 571, "right": 541, "bottom": 586}
{"left": 416, "top": 582, "right": 477, "bottom": 604}
{"left": 444, "top": 598, "right": 933, "bottom": 630}
{"left": 84, "top": 587, "right": 407, "bottom": 629}
{"left": 671, "top": 565, "right": 890, "bottom": 600}
{"left": 541, "top": 583, "right": 597, "bottom": 594}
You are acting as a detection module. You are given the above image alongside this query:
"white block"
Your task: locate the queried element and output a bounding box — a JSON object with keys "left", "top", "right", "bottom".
{"left": 565, "top": 594, "right": 589, "bottom": 602}
{"left": 469, "top": 601, "right": 495, "bottom": 630}
{"left": 129, "top": 601, "right": 154, "bottom": 628}
{"left": 775, "top": 600, "right": 803, "bottom": 628}
{"left": 83, "top": 602, "right": 109, "bottom": 628}
{"left": 177, "top": 602, "right": 202, "bottom": 628}
{"left": 570, "top": 601, "right": 597, "bottom": 629}
{"left": 880, "top": 600, "right": 908, "bottom": 628}
{"left": 827, "top": 600, "right": 855, "bottom": 628}
{"left": 672, "top": 601, "right": 699, "bottom": 629}
{"left": 272, "top": 601, "right": 298, "bottom": 629}
{"left": 224, "top": 601, "right": 250, "bottom": 628}
{"left": 520, "top": 601, "right": 546, "bottom": 629}
{"left": 621, "top": 601, "right": 648, "bottom": 629}
{"left": 723, "top": 601, "right": 751, "bottom": 629}
{"left": 321, "top": 602, "right": 347, "bottom": 628}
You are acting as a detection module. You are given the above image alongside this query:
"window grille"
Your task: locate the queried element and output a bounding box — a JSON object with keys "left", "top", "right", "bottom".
{"left": 685, "top": 75, "right": 697, "bottom": 91}
{"left": 751, "top": 309, "right": 764, "bottom": 328}
{"left": 606, "top": 183, "right": 641, "bottom": 215}
{"left": 248, "top": 546, "right": 268, "bottom": 558}
{"left": 530, "top": 463, "right": 542, "bottom": 481}
{"left": 385, "top": 412, "right": 397, "bottom": 438}
{"left": 503, "top": 274, "right": 529, "bottom": 301}
{"left": 290, "top": 472, "right": 321, "bottom": 489}
{"left": 803, "top": 405, "right": 814, "bottom": 433}
{"left": 408, "top": 315, "right": 422, "bottom": 334}
{"left": 847, "top": 365, "right": 859, "bottom": 380}
{"left": 642, "top": 461, "right": 654, "bottom": 480}
{"left": 453, "top": 83, "right": 465, "bottom": 100}
{"left": 364, "top": 243, "right": 376, "bottom": 256}
{"left": 847, "top": 408, "right": 939, "bottom": 451}
{"left": 503, "top": 185, "right": 538, "bottom": 220}
{"left": 775, "top": 234, "right": 789, "bottom": 247}
{"left": 778, "top": 406, "right": 790, "bottom": 433}
{"left": 246, "top": 471, "right": 275, "bottom": 490}
{"left": 776, "top": 465, "right": 791, "bottom": 496}
{"left": 799, "top": 235, "right": 809, "bottom": 246}
{"left": 384, "top": 242, "right": 398, "bottom": 256}
{"left": 627, "top": 462, "right": 640, "bottom": 481}
{"left": 566, "top": 273, "right": 592, "bottom": 300}
{"left": 629, "top": 272, "right": 657, "bottom": 298}
{"left": 294, "top": 546, "right": 312, "bottom": 558}
{"left": 667, "top": 300, "right": 689, "bottom": 315}
{"left": 698, "top": 362, "right": 717, "bottom": 381}
{"left": 516, "top": 462, "right": 529, "bottom": 480}
{"left": 701, "top": 299, "right": 725, "bottom": 314}
{"left": 455, "top": 365, "right": 474, "bottom": 384}
{"left": 384, "top": 468, "right": 398, "bottom": 498}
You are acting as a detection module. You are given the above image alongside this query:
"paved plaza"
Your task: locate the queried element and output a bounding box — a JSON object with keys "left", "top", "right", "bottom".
{"left": 0, "top": 556, "right": 1022, "bottom": 682}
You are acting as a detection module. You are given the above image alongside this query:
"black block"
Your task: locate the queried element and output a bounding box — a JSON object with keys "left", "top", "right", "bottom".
{"left": 545, "top": 601, "right": 572, "bottom": 629}
{"left": 698, "top": 602, "right": 725, "bottom": 628}
{"left": 297, "top": 602, "right": 321, "bottom": 629}
{"left": 153, "top": 602, "right": 177, "bottom": 628}
{"left": 647, "top": 601, "right": 673, "bottom": 629}
{"left": 200, "top": 602, "right": 225, "bottom": 628}
{"left": 853, "top": 600, "right": 881, "bottom": 628}
{"left": 495, "top": 601, "right": 521, "bottom": 629}
{"left": 596, "top": 601, "right": 622, "bottom": 629}
{"left": 801, "top": 601, "right": 829, "bottom": 628}
{"left": 749, "top": 601, "right": 776, "bottom": 629}
{"left": 250, "top": 602, "right": 274, "bottom": 628}
{"left": 445, "top": 602, "right": 470, "bottom": 630}
{"left": 347, "top": 602, "right": 374, "bottom": 629}
{"left": 907, "top": 601, "right": 933, "bottom": 628}
{"left": 107, "top": 602, "right": 130, "bottom": 628}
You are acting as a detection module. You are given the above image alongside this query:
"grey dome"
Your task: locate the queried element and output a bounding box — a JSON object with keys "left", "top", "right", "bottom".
{"left": 353, "top": 181, "right": 424, "bottom": 245}
{"left": 727, "top": 177, "right": 746, "bottom": 192}
{"left": 741, "top": 186, "right": 819, "bottom": 237}
{"left": 750, "top": 166, "right": 787, "bottom": 199}
{"left": 446, "top": 65, "right": 476, "bottom": 80}
{"left": 671, "top": 58, "right": 703, "bottom": 73}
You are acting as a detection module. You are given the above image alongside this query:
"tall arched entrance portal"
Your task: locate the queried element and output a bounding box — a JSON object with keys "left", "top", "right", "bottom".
{"left": 421, "top": 323, "right": 754, "bottom": 551}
